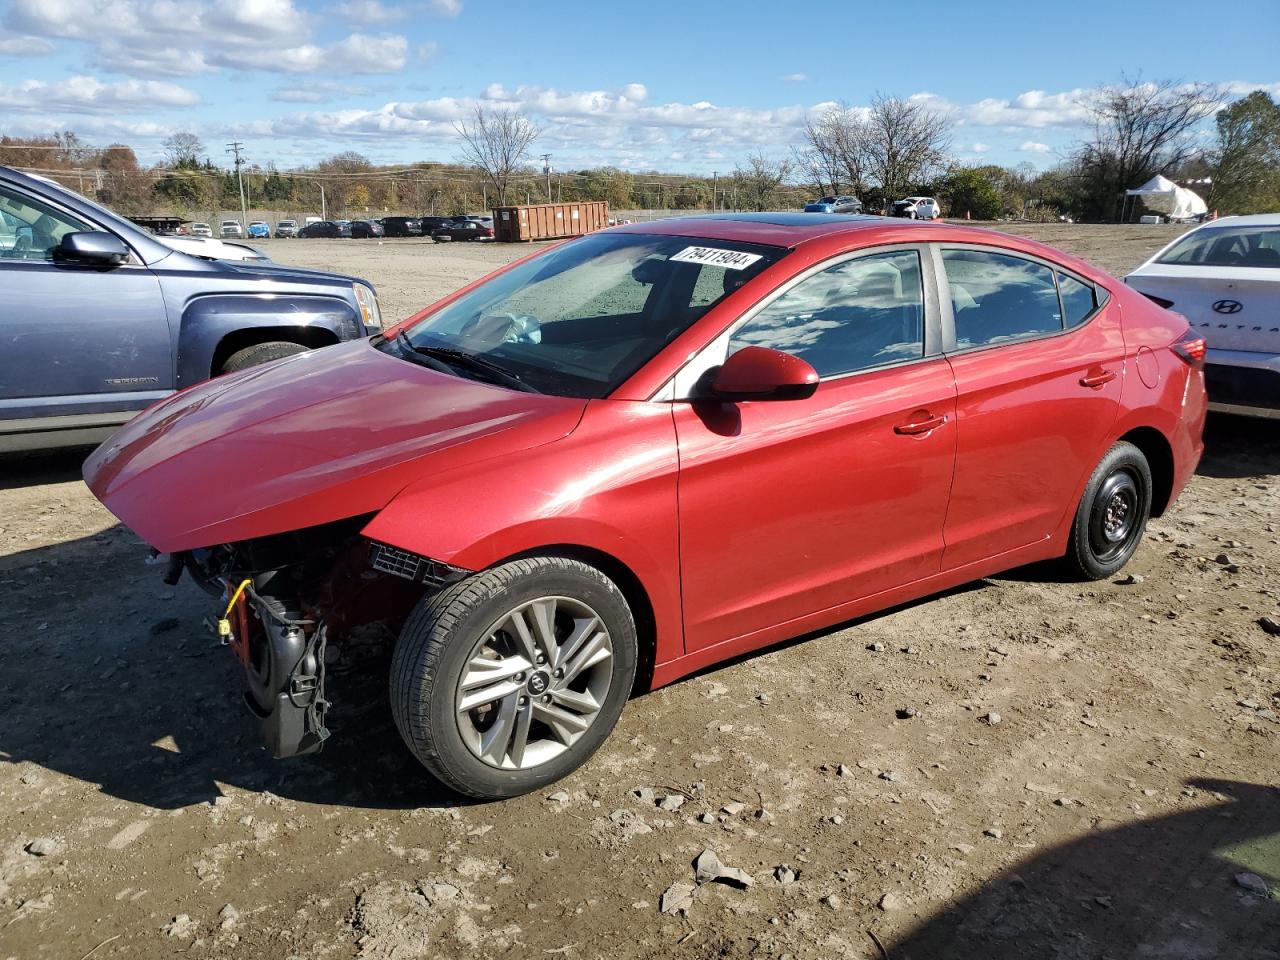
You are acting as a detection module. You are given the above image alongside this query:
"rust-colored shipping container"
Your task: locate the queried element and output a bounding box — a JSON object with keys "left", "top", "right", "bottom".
{"left": 492, "top": 201, "right": 609, "bottom": 242}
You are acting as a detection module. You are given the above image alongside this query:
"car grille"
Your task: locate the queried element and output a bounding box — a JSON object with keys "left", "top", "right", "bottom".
{"left": 369, "top": 542, "right": 469, "bottom": 586}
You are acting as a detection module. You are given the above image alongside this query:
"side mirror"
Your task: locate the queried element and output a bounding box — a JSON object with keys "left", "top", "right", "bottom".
{"left": 57, "top": 231, "right": 129, "bottom": 265}
{"left": 709, "top": 346, "right": 820, "bottom": 401}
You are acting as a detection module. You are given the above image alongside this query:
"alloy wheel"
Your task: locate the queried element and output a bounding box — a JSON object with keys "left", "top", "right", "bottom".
{"left": 454, "top": 596, "right": 613, "bottom": 770}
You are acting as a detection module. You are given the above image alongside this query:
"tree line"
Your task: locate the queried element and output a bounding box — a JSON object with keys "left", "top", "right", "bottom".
{"left": 2, "top": 80, "right": 1277, "bottom": 222}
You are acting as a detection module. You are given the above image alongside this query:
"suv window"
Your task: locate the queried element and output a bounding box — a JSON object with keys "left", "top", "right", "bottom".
{"left": 943, "top": 249, "right": 1061, "bottom": 348}
{"left": 729, "top": 249, "right": 924, "bottom": 377}
{"left": 0, "top": 184, "right": 91, "bottom": 261}
{"left": 1057, "top": 272, "right": 1096, "bottom": 327}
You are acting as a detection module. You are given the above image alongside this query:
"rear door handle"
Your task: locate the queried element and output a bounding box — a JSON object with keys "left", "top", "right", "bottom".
{"left": 1079, "top": 369, "right": 1117, "bottom": 388}
{"left": 894, "top": 413, "right": 948, "bottom": 435}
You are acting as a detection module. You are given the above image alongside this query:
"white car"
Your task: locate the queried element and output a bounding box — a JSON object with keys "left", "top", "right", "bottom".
{"left": 220, "top": 220, "right": 244, "bottom": 238}
{"left": 190, "top": 222, "right": 212, "bottom": 237}
{"left": 1125, "top": 214, "right": 1280, "bottom": 418}
{"left": 892, "top": 196, "right": 942, "bottom": 220}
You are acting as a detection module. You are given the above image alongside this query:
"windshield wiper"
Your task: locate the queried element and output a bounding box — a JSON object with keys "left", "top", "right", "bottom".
{"left": 397, "top": 332, "right": 539, "bottom": 393}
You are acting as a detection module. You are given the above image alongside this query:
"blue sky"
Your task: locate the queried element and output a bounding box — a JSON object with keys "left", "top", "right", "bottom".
{"left": 1, "top": 0, "right": 1277, "bottom": 174}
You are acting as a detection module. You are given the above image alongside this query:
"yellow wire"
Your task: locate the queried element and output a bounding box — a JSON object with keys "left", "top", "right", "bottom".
{"left": 223, "top": 578, "right": 252, "bottom": 618}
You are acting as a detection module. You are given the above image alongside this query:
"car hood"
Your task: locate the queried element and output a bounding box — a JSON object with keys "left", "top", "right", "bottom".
{"left": 83, "top": 339, "right": 587, "bottom": 552}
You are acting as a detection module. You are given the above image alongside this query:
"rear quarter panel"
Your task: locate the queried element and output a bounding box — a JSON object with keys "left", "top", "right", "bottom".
{"left": 1111, "top": 286, "right": 1206, "bottom": 510}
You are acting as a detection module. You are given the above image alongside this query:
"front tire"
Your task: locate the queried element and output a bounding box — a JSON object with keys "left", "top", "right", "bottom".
{"left": 1064, "top": 441, "right": 1152, "bottom": 580}
{"left": 390, "top": 557, "right": 638, "bottom": 799}
{"left": 219, "top": 340, "right": 308, "bottom": 374}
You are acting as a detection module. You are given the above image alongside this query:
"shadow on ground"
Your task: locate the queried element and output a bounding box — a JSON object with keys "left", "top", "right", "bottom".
{"left": 887, "top": 778, "right": 1280, "bottom": 960}
{"left": 0, "top": 513, "right": 459, "bottom": 811}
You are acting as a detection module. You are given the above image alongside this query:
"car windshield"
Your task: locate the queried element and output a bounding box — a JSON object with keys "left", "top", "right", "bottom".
{"left": 395, "top": 232, "right": 785, "bottom": 398}
{"left": 1157, "top": 224, "right": 1280, "bottom": 268}
{"left": 816, "top": 197, "right": 836, "bottom": 204}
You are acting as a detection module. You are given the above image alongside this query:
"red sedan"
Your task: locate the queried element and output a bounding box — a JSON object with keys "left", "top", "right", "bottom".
{"left": 84, "top": 214, "right": 1206, "bottom": 799}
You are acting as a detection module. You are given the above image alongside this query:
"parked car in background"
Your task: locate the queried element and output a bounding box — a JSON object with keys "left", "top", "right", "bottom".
{"left": 383, "top": 216, "right": 423, "bottom": 237}
{"left": 83, "top": 212, "right": 1205, "bottom": 799}
{"left": 247, "top": 221, "right": 270, "bottom": 239}
{"left": 1125, "top": 214, "right": 1280, "bottom": 418}
{"left": 275, "top": 219, "right": 298, "bottom": 238}
{"left": 351, "top": 219, "right": 385, "bottom": 239}
{"left": 804, "top": 195, "right": 863, "bottom": 214}
{"left": 0, "top": 165, "right": 382, "bottom": 453}
{"left": 190, "top": 222, "right": 212, "bottom": 237}
{"left": 419, "top": 216, "right": 453, "bottom": 234}
{"left": 431, "top": 219, "right": 494, "bottom": 242}
{"left": 891, "top": 197, "right": 942, "bottom": 220}
{"left": 298, "top": 220, "right": 352, "bottom": 238}
{"left": 220, "top": 220, "right": 244, "bottom": 238}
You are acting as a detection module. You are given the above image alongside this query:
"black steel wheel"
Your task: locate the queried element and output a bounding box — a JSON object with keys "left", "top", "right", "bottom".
{"left": 1064, "top": 441, "right": 1152, "bottom": 580}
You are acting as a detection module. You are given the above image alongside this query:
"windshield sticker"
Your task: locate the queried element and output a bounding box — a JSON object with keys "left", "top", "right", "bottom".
{"left": 670, "top": 246, "right": 763, "bottom": 270}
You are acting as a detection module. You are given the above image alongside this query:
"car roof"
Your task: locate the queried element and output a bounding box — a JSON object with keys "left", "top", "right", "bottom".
{"left": 609, "top": 212, "right": 1106, "bottom": 277}
{"left": 1189, "top": 213, "right": 1280, "bottom": 228}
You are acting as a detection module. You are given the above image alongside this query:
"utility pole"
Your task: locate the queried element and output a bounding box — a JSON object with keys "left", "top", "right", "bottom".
{"left": 226, "top": 141, "right": 248, "bottom": 229}
{"left": 319, "top": 183, "right": 326, "bottom": 219}
{"left": 711, "top": 171, "right": 717, "bottom": 211}
{"left": 541, "top": 154, "right": 552, "bottom": 203}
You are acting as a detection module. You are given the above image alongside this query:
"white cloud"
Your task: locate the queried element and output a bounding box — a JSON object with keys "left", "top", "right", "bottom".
{"left": 4, "top": 0, "right": 410, "bottom": 77}
{"left": 0, "top": 75, "right": 200, "bottom": 114}
{"left": 971, "top": 142, "right": 989, "bottom": 153}
{"left": 1019, "top": 141, "right": 1051, "bottom": 153}
{"left": 427, "top": 0, "right": 462, "bottom": 15}
{"left": 783, "top": 73, "right": 807, "bottom": 82}
{"left": 271, "top": 81, "right": 373, "bottom": 103}
{"left": 224, "top": 33, "right": 408, "bottom": 74}
{"left": 334, "top": 0, "right": 406, "bottom": 24}
{"left": 0, "top": 35, "right": 55, "bottom": 56}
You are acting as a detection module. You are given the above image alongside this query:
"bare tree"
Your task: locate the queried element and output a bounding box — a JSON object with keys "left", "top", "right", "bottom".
{"left": 1073, "top": 77, "right": 1224, "bottom": 220}
{"left": 862, "top": 94, "right": 951, "bottom": 205}
{"left": 163, "top": 132, "right": 203, "bottom": 168}
{"left": 797, "top": 103, "right": 870, "bottom": 197}
{"left": 733, "top": 152, "right": 793, "bottom": 211}
{"left": 454, "top": 105, "right": 539, "bottom": 206}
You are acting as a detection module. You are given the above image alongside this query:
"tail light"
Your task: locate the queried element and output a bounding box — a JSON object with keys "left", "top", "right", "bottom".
{"left": 1142, "top": 292, "right": 1175, "bottom": 309}
{"left": 1171, "top": 330, "right": 1206, "bottom": 367}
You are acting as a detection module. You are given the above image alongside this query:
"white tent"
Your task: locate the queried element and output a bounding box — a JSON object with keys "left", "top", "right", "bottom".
{"left": 1124, "top": 174, "right": 1208, "bottom": 222}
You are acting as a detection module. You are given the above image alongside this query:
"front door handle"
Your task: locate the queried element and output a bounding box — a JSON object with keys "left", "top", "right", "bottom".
{"left": 1080, "top": 369, "right": 1117, "bottom": 388}
{"left": 894, "top": 413, "right": 948, "bottom": 435}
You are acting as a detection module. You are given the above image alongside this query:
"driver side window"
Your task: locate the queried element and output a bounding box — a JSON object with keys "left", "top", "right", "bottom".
{"left": 0, "top": 184, "right": 90, "bottom": 262}
{"left": 728, "top": 249, "right": 925, "bottom": 377}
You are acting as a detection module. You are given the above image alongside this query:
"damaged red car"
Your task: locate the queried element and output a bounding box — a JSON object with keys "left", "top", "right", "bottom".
{"left": 84, "top": 214, "right": 1206, "bottom": 799}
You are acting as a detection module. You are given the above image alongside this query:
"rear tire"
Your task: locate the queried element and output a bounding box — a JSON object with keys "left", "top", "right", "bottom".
{"left": 390, "top": 557, "right": 637, "bottom": 799}
{"left": 219, "top": 340, "right": 308, "bottom": 374}
{"left": 1063, "top": 441, "right": 1152, "bottom": 580}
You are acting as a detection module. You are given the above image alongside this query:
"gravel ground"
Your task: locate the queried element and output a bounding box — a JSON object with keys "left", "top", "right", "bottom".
{"left": 1, "top": 223, "right": 1278, "bottom": 960}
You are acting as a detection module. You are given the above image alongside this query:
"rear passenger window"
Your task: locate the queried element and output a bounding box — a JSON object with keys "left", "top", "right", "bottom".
{"left": 942, "top": 249, "right": 1061, "bottom": 348}
{"left": 729, "top": 249, "right": 924, "bottom": 377}
{"left": 1057, "top": 272, "right": 1097, "bottom": 327}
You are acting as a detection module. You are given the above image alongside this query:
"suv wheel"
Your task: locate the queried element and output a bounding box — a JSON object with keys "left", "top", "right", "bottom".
{"left": 220, "top": 341, "right": 308, "bottom": 374}
{"left": 1064, "top": 441, "right": 1153, "bottom": 580}
{"left": 390, "top": 557, "right": 638, "bottom": 799}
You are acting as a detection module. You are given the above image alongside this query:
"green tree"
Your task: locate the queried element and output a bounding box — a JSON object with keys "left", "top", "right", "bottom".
{"left": 937, "top": 166, "right": 1003, "bottom": 220}
{"left": 1210, "top": 91, "right": 1280, "bottom": 214}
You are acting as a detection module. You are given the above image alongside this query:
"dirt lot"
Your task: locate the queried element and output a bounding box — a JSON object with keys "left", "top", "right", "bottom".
{"left": 2, "top": 224, "right": 1278, "bottom": 960}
